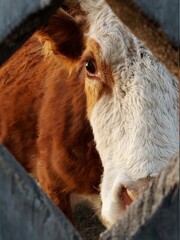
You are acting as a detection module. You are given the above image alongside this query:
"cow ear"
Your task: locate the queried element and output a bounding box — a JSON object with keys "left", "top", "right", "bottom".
{"left": 37, "top": 9, "right": 85, "bottom": 59}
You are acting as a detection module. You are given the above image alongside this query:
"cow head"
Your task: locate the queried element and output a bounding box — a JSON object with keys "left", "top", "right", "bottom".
{"left": 38, "top": 0, "right": 178, "bottom": 227}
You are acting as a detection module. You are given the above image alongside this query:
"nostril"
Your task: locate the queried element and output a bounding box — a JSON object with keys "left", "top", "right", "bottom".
{"left": 118, "top": 186, "right": 133, "bottom": 209}
{"left": 117, "top": 178, "right": 154, "bottom": 211}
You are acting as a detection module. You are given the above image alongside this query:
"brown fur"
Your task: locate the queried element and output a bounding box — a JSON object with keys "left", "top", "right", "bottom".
{"left": 83, "top": 39, "right": 114, "bottom": 117}
{"left": 0, "top": 9, "right": 104, "bottom": 222}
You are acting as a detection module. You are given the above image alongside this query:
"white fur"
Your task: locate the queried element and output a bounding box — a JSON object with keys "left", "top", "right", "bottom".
{"left": 81, "top": 0, "right": 179, "bottom": 226}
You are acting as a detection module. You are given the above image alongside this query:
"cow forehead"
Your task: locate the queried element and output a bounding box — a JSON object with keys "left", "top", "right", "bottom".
{"left": 82, "top": 0, "right": 135, "bottom": 71}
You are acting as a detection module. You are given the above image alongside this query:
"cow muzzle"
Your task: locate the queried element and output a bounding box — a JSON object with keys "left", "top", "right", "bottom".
{"left": 101, "top": 176, "right": 154, "bottom": 228}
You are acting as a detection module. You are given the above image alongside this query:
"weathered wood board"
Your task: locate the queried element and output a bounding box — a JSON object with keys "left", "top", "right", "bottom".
{"left": 0, "top": 144, "right": 82, "bottom": 240}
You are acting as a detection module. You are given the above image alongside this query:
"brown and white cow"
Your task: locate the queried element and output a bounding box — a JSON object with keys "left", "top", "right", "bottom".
{"left": 0, "top": 0, "right": 178, "bottom": 227}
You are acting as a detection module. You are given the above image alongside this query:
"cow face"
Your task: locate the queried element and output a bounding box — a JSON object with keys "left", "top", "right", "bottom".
{"left": 39, "top": 0, "right": 178, "bottom": 227}
{"left": 79, "top": 0, "right": 178, "bottom": 226}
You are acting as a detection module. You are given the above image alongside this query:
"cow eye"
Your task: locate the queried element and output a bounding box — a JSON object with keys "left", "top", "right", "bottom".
{"left": 86, "top": 60, "right": 96, "bottom": 75}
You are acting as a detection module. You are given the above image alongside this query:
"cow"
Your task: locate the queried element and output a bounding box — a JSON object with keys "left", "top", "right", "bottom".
{"left": 0, "top": 0, "right": 178, "bottom": 227}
